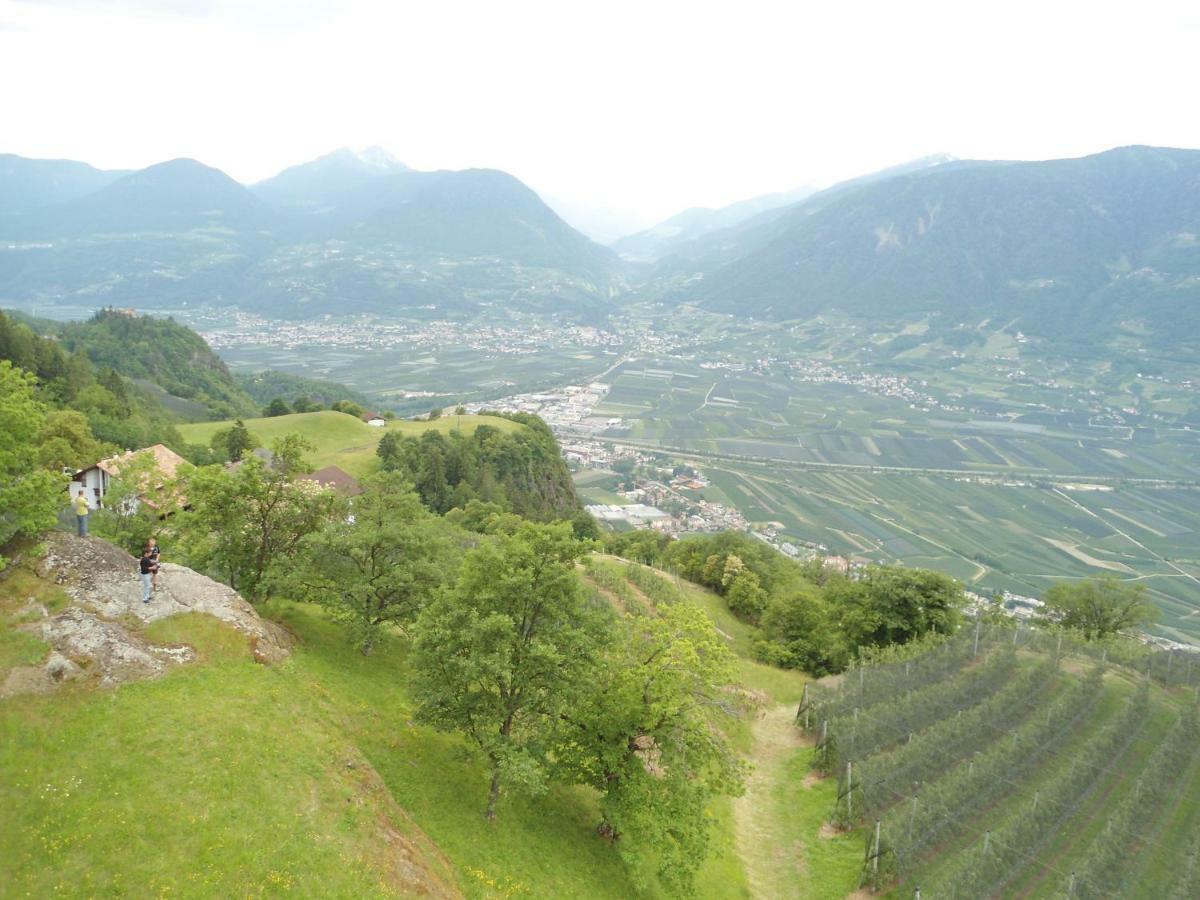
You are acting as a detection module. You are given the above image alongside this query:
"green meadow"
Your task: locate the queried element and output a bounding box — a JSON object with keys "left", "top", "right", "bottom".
{"left": 177, "top": 410, "right": 522, "bottom": 478}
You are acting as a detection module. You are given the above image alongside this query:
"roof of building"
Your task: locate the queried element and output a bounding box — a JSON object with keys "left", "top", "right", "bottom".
{"left": 79, "top": 444, "right": 188, "bottom": 481}
{"left": 362, "top": 411, "right": 386, "bottom": 422}
{"left": 77, "top": 444, "right": 189, "bottom": 509}
{"left": 301, "top": 465, "right": 363, "bottom": 496}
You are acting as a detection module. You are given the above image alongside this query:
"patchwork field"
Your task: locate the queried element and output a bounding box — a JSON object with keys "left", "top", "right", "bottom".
{"left": 681, "top": 464, "right": 1200, "bottom": 643}
{"left": 214, "top": 342, "right": 620, "bottom": 412}
{"left": 581, "top": 356, "right": 1200, "bottom": 642}
{"left": 594, "top": 359, "right": 1200, "bottom": 482}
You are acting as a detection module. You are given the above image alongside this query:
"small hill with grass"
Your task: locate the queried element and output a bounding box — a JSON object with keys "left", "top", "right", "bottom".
{"left": 177, "top": 409, "right": 522, "bottom": 477}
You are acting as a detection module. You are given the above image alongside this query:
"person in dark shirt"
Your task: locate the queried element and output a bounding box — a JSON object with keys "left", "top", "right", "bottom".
{"left": 139, "top": 547, "right": 155, "bottom": 604}
{"left": 147, "top": 536, "right": 161, "bottom": 592}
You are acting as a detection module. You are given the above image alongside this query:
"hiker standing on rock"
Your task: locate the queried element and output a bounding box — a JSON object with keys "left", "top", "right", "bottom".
{"left": 139, "top": 546, "right": 156, "bottom": 604}
{"left": 147, "top": 537, "right": 161, "bottom": 593}
{"left": 73, "top": 488, "right": 90, "bottom": 537}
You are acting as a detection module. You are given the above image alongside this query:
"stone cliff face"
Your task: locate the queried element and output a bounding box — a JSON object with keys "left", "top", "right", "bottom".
{"left": 2, "top": 533, "right": 292, "bottom": 697}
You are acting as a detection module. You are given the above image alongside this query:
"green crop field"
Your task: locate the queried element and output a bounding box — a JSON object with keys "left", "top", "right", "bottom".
{"left": 797, "top": 624, "right": 1200, "bottom": 898}
{"left": 582, "top": 351, "right": 1200, "bottom": 642}
{"left": 177, "top": 410, "right": 522, "bottom": 477}
{"left": 687, "top": 463, "right": 1200, "bottom": 643}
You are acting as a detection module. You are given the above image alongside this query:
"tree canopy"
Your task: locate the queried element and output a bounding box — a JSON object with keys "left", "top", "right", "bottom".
{"left": 1040, "top": 577, "right": 1159, "bottom": 640}
{"left": 0, "top": 361, "right": 62, "bottom": 568}
{"left": 409, "top": 521, "right": 608, "bottom": 821}
{"left": 176, "top": 435, "right": 337, "bottom": 599}
{"left": 555, "top": 602, "right": 744, "bottom": 893}
{"left": 377, "top": 414, "right": 580, "bottom": 520}
{"left": 286, "top": 473, "right": 458, "bottom": 654}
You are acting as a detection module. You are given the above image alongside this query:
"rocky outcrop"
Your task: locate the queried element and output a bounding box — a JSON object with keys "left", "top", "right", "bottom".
{"left": 1, "top": 533, "right": 292, "bottom": 698}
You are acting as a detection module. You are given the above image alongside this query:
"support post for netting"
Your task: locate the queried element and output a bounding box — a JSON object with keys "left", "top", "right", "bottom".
{"left": 1056, "top": 633, "right": 1063, "bottom": 659}
{"left": 872, "top": 819, "right": 882, "bottom": 877}
{"left": 974, "top": 615, "right": 981, "bottom": 656}
{"left": 1013, "top": 625, "right": 1019, "bottom": 646}
{"left": 983, "top": 830, "right": 990, "bottom": 854}
{"left": 1068, "top": 871, "right": 1076, "bottom": 897}
{"left": 908, "top": 793, "right": 919, "bottom": 842}
{"left": 845, "top": 761, "right": 853, "bottom": 821}
{"left": 914, "top": 888, "right": 921, "bottom": 900}
{"left": 1032, "top": 790, "right": 1039, "bottom": 813}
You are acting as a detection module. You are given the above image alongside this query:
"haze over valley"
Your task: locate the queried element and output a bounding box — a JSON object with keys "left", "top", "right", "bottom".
{"left": 4, "top": 141, "right": 1200, "bottom": 642}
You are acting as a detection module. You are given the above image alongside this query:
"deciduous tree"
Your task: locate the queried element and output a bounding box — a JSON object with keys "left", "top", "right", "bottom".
{"left": 177, "top": 435, "right": 336, "bottom": 599}
{"left": 288, "top": 473, "right": 455, "bottom": 654}
{"left": 1040, "top": 577, "right": 1158, "bottom": 640}
{"left": 555, "top": 602, "right": 744, "bottom": 894}
{"left": 410, "top": 522, "right": 608, "bottom": 821}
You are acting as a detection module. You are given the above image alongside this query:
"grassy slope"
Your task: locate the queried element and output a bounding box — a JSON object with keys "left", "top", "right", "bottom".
{"left": 8, "top": 549, "right": 828, "bottom": 899}
{"left": 0, "top": 563, "right": 646, "bottom": 898}
{"left": 1, "top": 611, "right": 458, "bottom": 898}
{"left": 177, "top": 410, "right": 522, "bottom": 478}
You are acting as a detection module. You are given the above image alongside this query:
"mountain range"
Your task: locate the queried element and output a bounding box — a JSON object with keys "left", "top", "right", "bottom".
{"left": 652, "top": 146, "right": 1200, "bottom": 352}
{"left": 2, "top": 145, "right": 1199, "bottom": 351}
{"left": 0, "top": 147, "right": 621, "bottom": 318}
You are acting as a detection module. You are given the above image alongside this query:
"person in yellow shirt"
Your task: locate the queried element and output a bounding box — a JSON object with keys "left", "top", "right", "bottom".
{"left": 72, "top": 488, "right": 91, "bottom": 537}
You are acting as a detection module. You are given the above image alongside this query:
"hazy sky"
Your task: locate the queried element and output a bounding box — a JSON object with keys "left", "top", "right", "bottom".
{"left": 3, "top": 0, "right": 1200, "bottom": 229}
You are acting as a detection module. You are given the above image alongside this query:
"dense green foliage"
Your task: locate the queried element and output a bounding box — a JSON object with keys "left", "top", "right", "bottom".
{"left": 56, "top": 309, "right": 256, "bottom": 418}
{"left": 285, "top": 473, "right": 458, "bottom": 654}
{"left": 1040, "top": 576, "right": 1159, "bottom": 639}
{"left": 175, "top": 435, "right": 339, "bottom": 600}
{"left": 377, "top": 413, "right": 581, "bottom": 520}
{"left": 235, "top": 369, "right": 372, "bottom": 411}
{"left": 607, "top": 530, "right": 966, "bottom": 675}
{"left": 0, "top": 361, "right": 62, "bottom": 567}
{"left": 409, "top": 522, "right": 609, "bottom": 821}
{"left": 0, "top": 309, "right": 184, "bottom": 455}
{"left": 554, "top": 601, "right": 745, "bottom": 893}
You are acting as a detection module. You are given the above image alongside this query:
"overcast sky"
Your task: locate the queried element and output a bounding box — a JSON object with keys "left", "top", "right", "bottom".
{"left": 2, "top": 0, "right": 1199, "bottom": 230}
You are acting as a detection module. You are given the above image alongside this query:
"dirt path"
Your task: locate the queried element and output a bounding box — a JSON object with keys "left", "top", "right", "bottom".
{"left": 734, "top": 703, "right": 807, "bottom": 898}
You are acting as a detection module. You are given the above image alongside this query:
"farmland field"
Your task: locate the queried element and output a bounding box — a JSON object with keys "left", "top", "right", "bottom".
{"left": 582, "top": 354, "right": 1200, "bottom": 642}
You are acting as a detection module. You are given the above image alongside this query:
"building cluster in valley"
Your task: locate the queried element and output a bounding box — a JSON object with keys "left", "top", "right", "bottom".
{"left": 464, "top": 381, "right": 624, "bottom": 435}
{"left": 198, "top": 311, "right": 622, "bottom": 356}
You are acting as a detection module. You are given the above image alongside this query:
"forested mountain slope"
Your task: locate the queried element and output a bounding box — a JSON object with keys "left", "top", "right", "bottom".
{"left": 664, "top": 146, "right": 1200, "bottom": 352}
